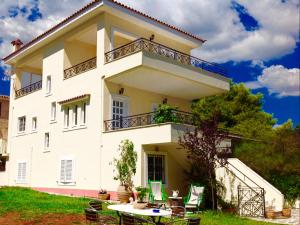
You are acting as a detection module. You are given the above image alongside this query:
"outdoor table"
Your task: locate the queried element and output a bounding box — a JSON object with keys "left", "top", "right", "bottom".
{"left": 108, "top": 204, "right": 172, "bottom": 225}
{"left": 168, "top": 196, "right": 183, "bottom": 206}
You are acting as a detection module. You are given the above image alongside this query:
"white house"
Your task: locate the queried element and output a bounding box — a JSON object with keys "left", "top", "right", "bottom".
{"left": 1, "top": 0, "right": 283, "bottom": 214}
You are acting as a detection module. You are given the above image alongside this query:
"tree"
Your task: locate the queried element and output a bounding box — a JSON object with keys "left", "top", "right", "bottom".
{"left": 234, "top": 120, "right": 300, "bottom": 203}
{"left": 192, "top": 82, "right": 276, "bottom": 139}
{"left": 179, "top": 113, "right": 229, "bottom": 209}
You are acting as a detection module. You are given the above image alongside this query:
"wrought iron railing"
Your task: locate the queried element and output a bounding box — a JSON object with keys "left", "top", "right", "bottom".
{"left": 105, "top": 38, "right": 227, "bottom": 76}
{"left": 104, "top": 110, "right": 194, "bottom": 131}
{"left": 64, "top": 57, "right": 96, "bottom": 79}
{"left": 15, "top": 80, "right": 42, "bottom": 98}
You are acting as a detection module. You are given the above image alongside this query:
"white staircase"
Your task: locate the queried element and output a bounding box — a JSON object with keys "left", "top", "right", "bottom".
{"left": 216, "top": 158, "right": 284, "bottom": 215}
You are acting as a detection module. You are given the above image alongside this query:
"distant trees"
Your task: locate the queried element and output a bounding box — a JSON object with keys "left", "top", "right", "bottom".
{"left": 191, "top": 82, "right": 276, "bottom": 139}
{"left": 183, "top": 82, "right": 300, "bottom": 207}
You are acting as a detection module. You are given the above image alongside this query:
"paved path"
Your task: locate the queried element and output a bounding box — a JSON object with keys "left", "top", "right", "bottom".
{"left": 248, "top": 209, "right": 300, "bottom": 225}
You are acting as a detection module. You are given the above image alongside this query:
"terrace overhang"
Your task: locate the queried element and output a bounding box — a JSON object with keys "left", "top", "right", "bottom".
{"left": 104, "top": 50, "right": 230, "bottom": 100}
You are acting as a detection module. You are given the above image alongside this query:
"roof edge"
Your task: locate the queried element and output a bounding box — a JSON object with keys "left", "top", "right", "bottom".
{"left": 3, "top": 0, "right": 206, "bottom": 62}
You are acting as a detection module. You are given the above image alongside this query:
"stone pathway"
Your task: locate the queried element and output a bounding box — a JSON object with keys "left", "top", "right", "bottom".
{"left": 248, "top": 209, "right": 300, "bottom": 225}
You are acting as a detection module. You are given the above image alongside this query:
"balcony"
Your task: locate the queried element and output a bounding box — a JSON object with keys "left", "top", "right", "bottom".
{"left": 15, "top": 80, "right": 42, "bottom": 99}
{"left": 104, "top": 110, "right": 194, "bottom": 132}
{"left": 105, "top": 38, "right": 226, "bottom": 77}
{"left": 64, "top": 57, "right": 97, "bottom": 79}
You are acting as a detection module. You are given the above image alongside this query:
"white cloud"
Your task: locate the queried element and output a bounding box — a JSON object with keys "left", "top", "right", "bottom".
{"left": 245, "top": 65, "right": 300, "bottom": 97}
{"left": 0, "top": 0, "right": 91, "bottom": 59}
{"left": 118, "top": 0, "right": 299, "bottom": 63}
{"left": 0, "top": 0, "right": 299, "bottom": 64}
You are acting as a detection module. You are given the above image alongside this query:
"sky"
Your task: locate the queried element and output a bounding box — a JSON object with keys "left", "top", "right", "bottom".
{"left": 0, "top": 0, "right": 299, "bottom": 125}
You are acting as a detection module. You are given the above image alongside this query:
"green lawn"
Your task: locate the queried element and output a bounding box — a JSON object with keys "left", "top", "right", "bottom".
{"left": 0, "top": 187, "right": 279, "bottom": 225}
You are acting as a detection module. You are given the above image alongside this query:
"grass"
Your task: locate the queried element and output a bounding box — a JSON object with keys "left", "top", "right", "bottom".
{"left": 0, "top": 187, "right": 281, "bottom": 224}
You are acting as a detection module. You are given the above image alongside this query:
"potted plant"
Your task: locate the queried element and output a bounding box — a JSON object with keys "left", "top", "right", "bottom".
{"left": 98, "top": 189, "right": 109, "bottom": 200}
{"left": 153, "top": 104, "right": 178, "bottom": 124}
{"left": 282, "top": 198, "right": 295, "bottom": 218}
{"left": 265, "top": 199, "right": 275, "bottom": 219}
{"left": 133, "top": 186, "right": 149, "bottom": 209}
{"left": 113, "top": 139, "right": 137, "bottom": 203}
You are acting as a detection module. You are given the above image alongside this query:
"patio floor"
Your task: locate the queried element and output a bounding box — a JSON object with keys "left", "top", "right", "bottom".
{"left": 248, "top": 209, "right": 300, "bottom": 225}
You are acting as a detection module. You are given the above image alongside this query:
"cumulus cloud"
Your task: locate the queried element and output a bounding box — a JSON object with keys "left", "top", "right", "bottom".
{"left": 0, "top": 0, "right": 91, "bottom": 59}
{"left": 118, "top": 0, "right": 299, "bottom": 63}
{"left": 245, "top": 65, "right": 300, "bottom": 97}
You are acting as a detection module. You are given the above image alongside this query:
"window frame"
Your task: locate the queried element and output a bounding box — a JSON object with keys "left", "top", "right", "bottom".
{"left": 144, "top": 151, "right": 168, "bottom": 186}
{"left": 44, "top": 132, "right": 50, "bottom": 151}
{"left": 50, "top": 102, "right": 57, "bottom": 122}
{"left": 31, "top": 116, "right": 37, "bottom": 132}
{"left": 59, "top": 157, "right": 76, "bottom": 185}
{"left": 17, "top": 116, "right": 26, "bottom": 133}
{"left": 46, "top": 75, "right": 52, "bottom": 95}
{"left": 16, "top": 160, "right": 27, "bottom": 184}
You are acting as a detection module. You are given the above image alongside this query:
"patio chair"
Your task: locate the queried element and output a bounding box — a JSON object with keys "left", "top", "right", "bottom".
{"left": 183, "top": 185, "right": 204, "bottom": 212}
{"left": 148, "top": 181, "right": 168, "bottom": 203}
{"left": 85, "top": 207, "right": 100, "bottom": 224}
{"left": 89, "top": 200, "right": 103, "bottom": 211}
{"left": 121, "top": 213, "right": 152, "bottom": 225}
{"left": 88, "top": 200, "right": 117, "bottom": 224}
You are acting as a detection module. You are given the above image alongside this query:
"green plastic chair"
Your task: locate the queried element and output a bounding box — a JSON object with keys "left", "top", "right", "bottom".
{"left": 183, "top": 184, "right": 204, "bottom": 212}
{"left": 148, "top": 180, "right": 168, "bottom": 203}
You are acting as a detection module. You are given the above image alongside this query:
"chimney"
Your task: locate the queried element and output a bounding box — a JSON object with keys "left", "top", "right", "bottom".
{"left": 11, "top": 39, "right": 23, "bottom": 52}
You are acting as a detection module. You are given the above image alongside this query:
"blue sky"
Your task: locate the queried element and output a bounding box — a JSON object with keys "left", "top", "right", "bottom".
{"left": 0, "top": 0, "right": 299, "bottom": 125}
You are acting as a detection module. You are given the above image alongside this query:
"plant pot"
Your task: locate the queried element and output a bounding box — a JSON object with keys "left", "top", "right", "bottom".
{"left": 282, "top": 208, "right": 291, "bottom": 218}
{"left": 224, "top": 208, "right": 236, "bottom": 214}
{"left": 117, "top": 185, "right": 131, "bottom": 203}
{"left": 133, "top": 202, "right": 148, "bottom": 209}
{"left": 265, "top": 210, "right": 275, "bottom": 219}
{"left": 98, "top": 193, "right": 109, "bottom": 200}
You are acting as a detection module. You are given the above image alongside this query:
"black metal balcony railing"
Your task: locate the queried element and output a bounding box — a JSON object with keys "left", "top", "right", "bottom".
{"left": 64, "top": 57, "right": 96, "bottom": 79}
{"left": 105, "top": 38, "right": 227, "bottom": 76}
{"left": 15, "top": 80, "right": 42, "bottom": 99}
{"left": 104, "top": 110, "right": 194, "bottom": 131}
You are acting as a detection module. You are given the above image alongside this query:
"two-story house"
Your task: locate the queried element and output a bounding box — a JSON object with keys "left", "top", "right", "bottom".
{"left": 2, "top": 0, "right": 230, "bottom": 198}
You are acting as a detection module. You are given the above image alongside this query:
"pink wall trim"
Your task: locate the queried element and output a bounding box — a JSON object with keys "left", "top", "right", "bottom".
{"left": 33, "top": 187, "right": 119, "bottom": 200}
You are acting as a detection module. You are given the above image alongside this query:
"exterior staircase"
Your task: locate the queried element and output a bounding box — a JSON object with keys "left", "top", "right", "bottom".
{"left": 216, "top": 158, "right": 284, "bottom": 217}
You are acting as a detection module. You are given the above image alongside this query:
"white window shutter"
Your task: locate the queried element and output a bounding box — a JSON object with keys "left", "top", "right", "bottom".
{"left": 65, "top": 159, "right": 73, "bottom": 182}
{"left": 60, "top": 159, "right": 74, "bottom": 183}
{"left": 17, "top": 162, "right": 26, "bottom": 183}
{"left": 60, "top": 160, "right": 66, "bottom": 182}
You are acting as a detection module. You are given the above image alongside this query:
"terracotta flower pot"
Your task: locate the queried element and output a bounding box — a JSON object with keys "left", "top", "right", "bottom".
{"left": 265, "top": 210, "right": 275, "bottom": 219}
{"left": 117, "top": 185, "right": 131, "bottom": 203}
{"left": 282, "top": 208, "right": 291, "bottom": 218}
{"left": 98, "top": 193, "right": 109, "bottom": 200}
{"left": 133, "top": 202, "right": 148, "bottom": 209}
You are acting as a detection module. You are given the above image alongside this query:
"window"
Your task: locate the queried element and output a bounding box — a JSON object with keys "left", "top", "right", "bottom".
{"left": 51, "top": 102, "right": 56, "bottom": 121}
{"left": 17, "top": 161, "right": 27, "bottom": 183}
{"left": 18, "top": 116, "right": 26, "bottom": 132}
{"left": 44, "top": 133, "right": 49, "bottom": 149}
{"left": 74, "top": 105, "right": 78, "bottom": 126}
{"left": 111, "top": 96, "right": 128, "bottom": 129}
{"left": 32, "top": 117, "right": 37, "bottom": 131}
{"left": 60, "top": 159, "right": 74, "bottom": 184}
{"left": 46, "top": 75, "right": 51, "bottom": 94}
{"left": 64, "top": 107, "right": 70, "bottom": 128}
{"left": 147, "top": 154, "right": 166, "bottom": 183}
{"left": 81, "top": 103, "right": 87, "bottom": 124}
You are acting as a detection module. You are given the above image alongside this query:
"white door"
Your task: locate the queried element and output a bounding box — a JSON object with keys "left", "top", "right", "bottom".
{"left": 112, "top": 96, "right": 128, "bottom": 129}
